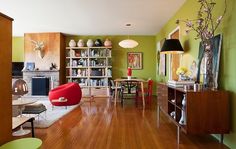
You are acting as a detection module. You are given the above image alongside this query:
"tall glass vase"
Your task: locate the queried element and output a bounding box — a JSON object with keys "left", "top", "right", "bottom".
{"left": 202, "top": 43, "right": 214, "bottom": 89}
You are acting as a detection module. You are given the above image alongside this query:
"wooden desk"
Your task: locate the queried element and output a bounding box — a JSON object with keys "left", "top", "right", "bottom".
{"left": 12, "top": 117, "right": 35, "bottom": 137}
{"left": 114, "top": 78, "right": 146, "bottom": 108}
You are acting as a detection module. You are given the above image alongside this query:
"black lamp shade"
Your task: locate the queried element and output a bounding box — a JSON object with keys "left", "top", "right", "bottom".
{"left": 161, "top": 39, "right": 184, "bottom": 54}
{"left": 12, "top": 79, "right": 28, "bottom": 96}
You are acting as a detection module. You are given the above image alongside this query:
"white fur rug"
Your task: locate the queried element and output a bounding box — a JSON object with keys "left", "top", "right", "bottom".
{"left": 23, "top": 100, "right": 81, "bottom": 128}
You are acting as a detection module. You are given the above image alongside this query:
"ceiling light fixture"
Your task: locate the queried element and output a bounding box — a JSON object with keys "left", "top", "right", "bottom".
{"left": 119, "top": 24, "right": 139, "bottom": 48}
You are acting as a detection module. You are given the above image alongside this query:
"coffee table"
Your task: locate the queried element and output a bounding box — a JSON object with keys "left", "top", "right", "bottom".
{"left": 51, "top": 98, "right": 68, "bottom": 110}
{"left": 12, "top": 99, "right": 37, "bottom": 136}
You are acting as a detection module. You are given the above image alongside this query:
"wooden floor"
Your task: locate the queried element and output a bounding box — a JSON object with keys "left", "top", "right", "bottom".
{"left": 22, "top": 97, "right": 228, "bottom": 149}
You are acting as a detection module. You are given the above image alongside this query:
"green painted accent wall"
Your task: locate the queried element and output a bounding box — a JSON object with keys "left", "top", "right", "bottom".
{"left": 12, "top": 37, "right": 24, "bottom": 62}
{"left": 156, "top": 0, "right": 236, "bottom": 148}
{"left": 66, "top": 36, "right": 156, "bottom": 92}
{"left": 12, "top": 36, "right": 156, "bottom": 92}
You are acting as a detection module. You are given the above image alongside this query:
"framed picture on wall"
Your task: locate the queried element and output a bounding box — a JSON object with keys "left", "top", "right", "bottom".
{"left": 127, "top": 52, "right": 143, "bottom": 69}
{"left": 25, "top": 62, "right": 35, "bottom": 71}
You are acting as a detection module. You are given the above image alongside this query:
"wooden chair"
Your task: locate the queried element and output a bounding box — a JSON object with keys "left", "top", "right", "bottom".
{"left": 136, "top": 79, "right": 154, "bottom": 104}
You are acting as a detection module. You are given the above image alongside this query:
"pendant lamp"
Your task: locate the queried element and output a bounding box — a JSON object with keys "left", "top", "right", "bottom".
{"left": 119, "top": 23, "right": 139, "bottom": 48}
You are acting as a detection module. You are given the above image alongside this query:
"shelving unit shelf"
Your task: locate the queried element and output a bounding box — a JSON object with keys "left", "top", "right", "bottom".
{"left": 157, "top": 83, "right": 229, "bottom": 144}
{"left": 66, "top": 46, "right": 112, "bottom": 97}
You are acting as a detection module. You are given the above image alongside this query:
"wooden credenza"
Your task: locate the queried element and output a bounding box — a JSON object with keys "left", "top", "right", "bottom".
{"left": 157, "top": 83, "right": 229, "bottom": 143}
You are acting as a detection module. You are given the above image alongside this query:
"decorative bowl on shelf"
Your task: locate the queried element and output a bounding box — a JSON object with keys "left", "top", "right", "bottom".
{"left": 69, "top": 39, "right": 76, "bottom": 47}
{"left": 86, "top": 39, "right": 94, "bottom": 47}
{"left": 77, "top": 39, "right": 85, "bottom": 47}
{"left": 104, "top": 38, "right": 112, "bottom": 47}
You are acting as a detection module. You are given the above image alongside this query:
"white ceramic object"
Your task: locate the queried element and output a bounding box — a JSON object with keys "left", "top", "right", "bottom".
{"left": 104, "top": 38, "right": 112, "bottom": 47}
{"left": 179, "top": 94, "right": 186, "bottom": 125}
{"left": 77, "top": 39, "right": 85, "bottom": 47}
{"left": 69, "top": 39, "right": 76, "bottom": 47}
{"left": 86, "top": 39, "right": 94, "bottom": 47}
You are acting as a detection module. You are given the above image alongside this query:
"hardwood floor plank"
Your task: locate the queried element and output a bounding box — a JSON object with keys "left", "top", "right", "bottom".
{"left": 14, "top": 97, "right": 229, "bottom": 149}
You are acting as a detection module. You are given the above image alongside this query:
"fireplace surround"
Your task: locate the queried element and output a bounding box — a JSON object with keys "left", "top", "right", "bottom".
{"left": 23, "top": 70, "right": 59, "bottom": 97}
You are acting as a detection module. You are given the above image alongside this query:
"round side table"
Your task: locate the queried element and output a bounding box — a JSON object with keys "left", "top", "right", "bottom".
{"left": 0, "top": 138, "right": 42, "bottom": 149}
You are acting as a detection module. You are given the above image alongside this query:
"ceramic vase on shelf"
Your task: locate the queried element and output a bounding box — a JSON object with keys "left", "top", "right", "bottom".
{"left": 87, "top": 39, "right": 94, "bottom": 47}
{"left": 77, "top": 39, "right": 85, "bottom": 47}
{"left": 104, "top": 38, "right": 112, "bottom": 47}
{"left": 94, "top": 39, "right": 103, "bottom": 47}
{"left": 179, "top": 94, "right": 186, "bottom": 125}
{"left": 127, "top": 67, "right": 132, "bottom": 80}
{"left": 69, "top": 39, "right": 76, "bottom": 47}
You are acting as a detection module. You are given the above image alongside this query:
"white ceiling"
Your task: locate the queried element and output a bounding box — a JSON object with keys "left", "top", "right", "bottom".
{"left": 0, "top": 0, "right": 185, "bottom": 36}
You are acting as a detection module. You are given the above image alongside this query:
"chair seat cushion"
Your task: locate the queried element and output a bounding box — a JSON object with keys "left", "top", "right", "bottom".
{"left": 23, "top": 103, "right": 46, "bottom": 114}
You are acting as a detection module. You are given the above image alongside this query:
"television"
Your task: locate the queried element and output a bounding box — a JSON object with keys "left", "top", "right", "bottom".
{"left": 12, "top": 62, "right": 24, "bottom": 77}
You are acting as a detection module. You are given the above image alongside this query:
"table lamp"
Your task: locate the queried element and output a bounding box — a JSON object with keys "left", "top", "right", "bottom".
{"left": 12, "top": 79, "right": 28, "bottom": 98}
{"left": 160, "top": 39, "right": 184, "bottom": 54}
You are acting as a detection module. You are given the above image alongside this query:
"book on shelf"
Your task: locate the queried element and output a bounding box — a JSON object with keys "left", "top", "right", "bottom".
{"left": 168, "top": 80, "right": 195, "bottom": 87}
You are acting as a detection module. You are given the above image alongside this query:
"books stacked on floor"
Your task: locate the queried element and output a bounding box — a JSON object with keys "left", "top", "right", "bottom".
{"left": 168, "top": 80, "right": 195, "bottom": 87}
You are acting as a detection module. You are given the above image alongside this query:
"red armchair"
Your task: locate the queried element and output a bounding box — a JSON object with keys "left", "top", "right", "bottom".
{"left": 49, "top": 82, "right": 82, "bottom": 106}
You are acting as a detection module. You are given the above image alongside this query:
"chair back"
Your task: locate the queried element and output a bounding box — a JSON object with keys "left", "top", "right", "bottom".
{"left": 147, "top": 79, "right": 154, "bottom": 97}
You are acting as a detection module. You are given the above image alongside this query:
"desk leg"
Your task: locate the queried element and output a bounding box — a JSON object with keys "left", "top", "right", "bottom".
{"left": 30, "top": 118, "right": 35, "bottom": 137}
{"left": 141, "top": 82, "right": 145, "bottom": 108}
{"left": 114, "top": 82, "right": 118, "bottom": 106}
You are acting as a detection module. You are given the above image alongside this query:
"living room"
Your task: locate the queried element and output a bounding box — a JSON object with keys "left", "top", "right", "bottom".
{"left": 0, "top": 0, "right": 236, "bottom": 148}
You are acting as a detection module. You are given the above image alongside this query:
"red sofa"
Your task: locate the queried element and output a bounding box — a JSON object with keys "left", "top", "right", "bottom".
{"left": 49, "top": 82, "right": 82, "bottom": 106}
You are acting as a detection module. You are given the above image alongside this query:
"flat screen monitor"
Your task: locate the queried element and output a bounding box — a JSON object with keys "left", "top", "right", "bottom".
{"left": 12, "top": 62, "right": 24, "bottom": 77}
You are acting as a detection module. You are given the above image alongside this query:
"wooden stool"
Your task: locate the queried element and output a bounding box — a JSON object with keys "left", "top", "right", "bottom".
{"left": 0, "top": 138, "right": 42, "bottom": 149}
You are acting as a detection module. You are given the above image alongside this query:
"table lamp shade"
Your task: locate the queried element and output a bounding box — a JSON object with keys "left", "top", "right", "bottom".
{"left": 161, "top": 39, "right": 184, "bottom": 54}
{"left": 12, "top": 79, "right": 28, "bottom": 95}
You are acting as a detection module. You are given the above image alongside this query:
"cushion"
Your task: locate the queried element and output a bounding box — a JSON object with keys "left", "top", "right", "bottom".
{"left": 23, "top": 103, "right": 47, "bottom": 114}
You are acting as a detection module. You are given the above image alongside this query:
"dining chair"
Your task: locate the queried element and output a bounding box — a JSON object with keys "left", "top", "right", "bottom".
{"left": 136, "top": 79, "right": 154, "bottom": 104}
{"left": 109, "top": 79, "right": 122, "bottom": 100}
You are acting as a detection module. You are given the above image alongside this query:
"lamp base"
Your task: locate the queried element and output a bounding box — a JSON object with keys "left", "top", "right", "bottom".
{"left": 13, "top": 126, "right": 31, "bottom": 136}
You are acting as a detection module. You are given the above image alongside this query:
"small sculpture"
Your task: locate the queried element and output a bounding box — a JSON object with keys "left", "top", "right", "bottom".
{"left": 50, "top": 63, "right": 57, "bottom": 70}
{"left": 179, "top": 94, "right": 186, "bottom": 125}
{"left": 31, "top": 40, "right": 45, "bottom": 59}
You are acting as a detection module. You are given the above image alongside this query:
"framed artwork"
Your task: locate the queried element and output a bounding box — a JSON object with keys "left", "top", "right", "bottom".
{"left": 25, "top": 62, "right": 35, "bottom": 71}
{"left": 157, "top": 38, "right": 166, "bottom": 76}
{"left": 127, "top": 52, "right": 143, "bottom": 69}
{"left": 197, "top": 34, "right": 222, "bottom": 88}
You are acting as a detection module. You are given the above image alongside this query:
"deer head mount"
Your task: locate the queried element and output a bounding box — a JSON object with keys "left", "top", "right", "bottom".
{"left": 31, "top": 40, "right": 45, "bottom": 59}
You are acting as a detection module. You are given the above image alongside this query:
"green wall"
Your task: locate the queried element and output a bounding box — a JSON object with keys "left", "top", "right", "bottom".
{"left": 13, "top": 35, "right": 156, "bottom": 92}
{"left": 66, "top": 36, "right": 156, "bottom": 92}
{"left": 12, "top": 37, "right": 24, "bottom": 62}
{"left": 156, "top": 0, "right": 236, "bottom": 148}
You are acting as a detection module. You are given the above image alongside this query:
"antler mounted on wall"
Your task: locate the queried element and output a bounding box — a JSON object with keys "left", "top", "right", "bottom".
{"left": 31, "top": 40, "right": 45, "bottom": 59}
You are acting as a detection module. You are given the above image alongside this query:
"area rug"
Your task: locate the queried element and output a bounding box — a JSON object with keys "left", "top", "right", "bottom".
{"left": 23, "top": 100, "right": 82, "bottom": 128}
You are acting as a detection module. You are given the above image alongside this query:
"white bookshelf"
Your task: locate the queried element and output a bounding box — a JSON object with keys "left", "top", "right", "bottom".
{"left": 66, "top": 46, "right": 112, "bottom": 97}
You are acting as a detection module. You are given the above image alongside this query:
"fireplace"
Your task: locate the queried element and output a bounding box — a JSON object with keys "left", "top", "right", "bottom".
{"left": 32, "top": 77, "right": 50, "bottom": 95}
{"left": 23, "top": 70, "right": 59, "bottom": 96}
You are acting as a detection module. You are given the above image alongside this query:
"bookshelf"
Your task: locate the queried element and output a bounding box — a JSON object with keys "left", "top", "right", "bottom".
{"left": 66, "top": 46, "right": 112, "bottom": 97}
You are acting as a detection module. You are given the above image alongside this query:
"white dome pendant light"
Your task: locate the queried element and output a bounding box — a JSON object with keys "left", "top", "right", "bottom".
{"left": 119, "top": 24, "right": 139, "bottom": 48}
